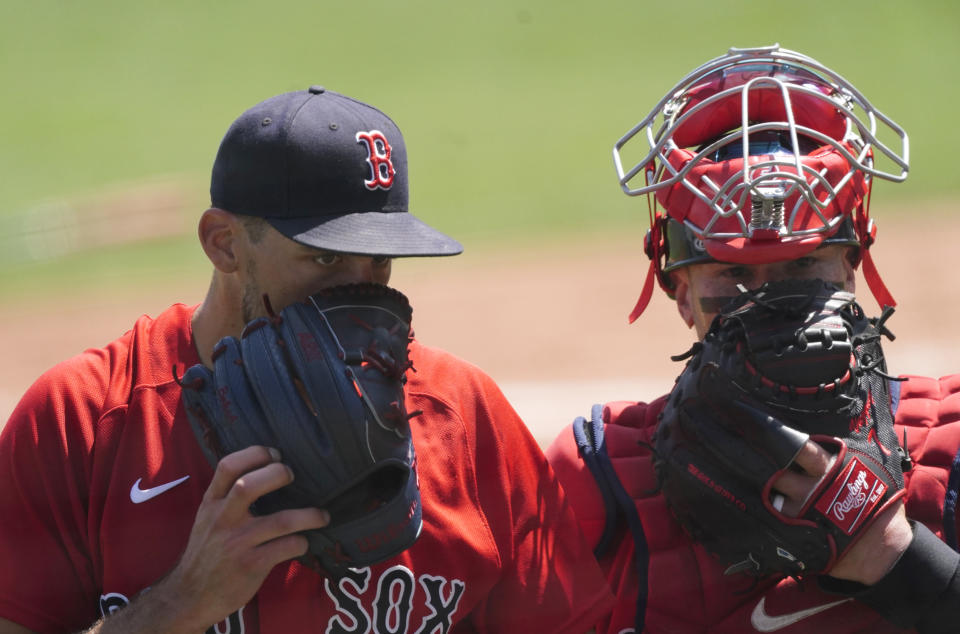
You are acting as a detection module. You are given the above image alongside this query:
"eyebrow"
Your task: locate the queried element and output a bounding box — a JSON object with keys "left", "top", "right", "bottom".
{"left": 303, "top": 247, "right": 336, "bottom": 256}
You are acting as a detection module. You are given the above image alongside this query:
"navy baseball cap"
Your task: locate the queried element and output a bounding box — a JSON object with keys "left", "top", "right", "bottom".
{"left": 210, "top": 86, "right": 463, "bottom": 257}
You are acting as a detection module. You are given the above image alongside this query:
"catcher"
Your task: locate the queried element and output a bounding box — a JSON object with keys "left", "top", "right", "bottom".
{"left": 548, "top": 45, "right": 960, "bottom": 633}
{"left": 0, "top": 88, "right": 613, "bottom": 633}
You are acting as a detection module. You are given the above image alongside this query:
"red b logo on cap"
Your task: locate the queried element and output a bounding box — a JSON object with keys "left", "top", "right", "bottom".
{"left": 356, "top": 130, "right": 395, "bottom": 190}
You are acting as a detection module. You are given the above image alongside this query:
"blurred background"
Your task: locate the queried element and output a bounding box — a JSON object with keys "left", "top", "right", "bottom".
{"left": 2, "top": 0, "right": 958, "bottom": 445}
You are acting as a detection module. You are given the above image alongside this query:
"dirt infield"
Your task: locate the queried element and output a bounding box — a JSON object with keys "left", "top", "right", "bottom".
{"left": 1, "top": 209, "right": 957, "bottom": 447}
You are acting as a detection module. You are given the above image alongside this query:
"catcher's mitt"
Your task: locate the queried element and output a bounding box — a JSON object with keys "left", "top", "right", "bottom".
{"left": 178, "top": 282, "right": 422, "bottom": 577}
{"left": 654, "top": 278, "right": 909, "bottom": 578}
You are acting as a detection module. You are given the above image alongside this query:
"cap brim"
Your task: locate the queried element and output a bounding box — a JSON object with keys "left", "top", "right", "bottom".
{"left": 266, "top": 212, "right": 463, "bottom": 257}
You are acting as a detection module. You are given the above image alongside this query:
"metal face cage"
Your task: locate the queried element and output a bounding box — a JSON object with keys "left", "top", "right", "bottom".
{"left": 618, "top": 45, "right": 910, "bottom": 322}
{"left": 614, "top": 45, "right": 908, "bottom": 256}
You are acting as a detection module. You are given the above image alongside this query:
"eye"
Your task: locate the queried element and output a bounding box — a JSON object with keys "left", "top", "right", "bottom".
{"left": 787, "top": 256, "right": 818, "bottom": 272}
{"left": 314, "top": 252, "right": 342, "bottom": 266}
{"left": 371, "top": 255, "right": 391, "bottom": 266}
{"left": 719, "top": 265, "right": 751, "bottom": 280}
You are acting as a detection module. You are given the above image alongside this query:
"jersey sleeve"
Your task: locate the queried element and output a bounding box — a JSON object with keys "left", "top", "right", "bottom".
{"left": 437, "top": 363, "right": 614, "bottom": 633}
{"left": 0, "top": 354, "right": 109, "bottom": 632}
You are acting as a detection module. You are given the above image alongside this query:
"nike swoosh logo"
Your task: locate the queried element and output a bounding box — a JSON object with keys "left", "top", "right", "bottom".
{"left": 130, "top": 476, "right": 190, "bottom": 504}
{"left": 751, "top": 597, "right": 851, "bottom": 632}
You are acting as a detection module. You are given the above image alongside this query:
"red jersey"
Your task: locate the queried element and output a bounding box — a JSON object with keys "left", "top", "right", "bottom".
{"left": 547, "top": 375, "right": 960, "bottom": 633}
{"left": 0, "top": 303, "right": 613, "bottom": 633}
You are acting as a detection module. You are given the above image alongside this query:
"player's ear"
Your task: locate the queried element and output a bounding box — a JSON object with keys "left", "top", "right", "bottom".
{"left": 198, "top": 208, "right": 242, "bottom": 274}
{"left": 671, "top": 269, "right": 696, "bottom": 329}
{"left": 843, "top": 247, "right": 857, "bottom": 292}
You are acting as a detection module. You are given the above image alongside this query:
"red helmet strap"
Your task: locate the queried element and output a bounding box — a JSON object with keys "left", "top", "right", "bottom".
{"left": 861, "top": 247, "right": 895, "bottom": 311}
{"left": 630, "top": 212, "right": 674, "bottom": 323}
{"left": 851, "top": 185, "right": 895, "bottom": 310}
{"left": 628, "top": 260, "right": 658, "bottom": 324}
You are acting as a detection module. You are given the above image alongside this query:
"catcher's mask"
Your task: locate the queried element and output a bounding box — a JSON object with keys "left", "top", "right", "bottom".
{"left": 615, "top": 44, "right": 909, "bottom": 322}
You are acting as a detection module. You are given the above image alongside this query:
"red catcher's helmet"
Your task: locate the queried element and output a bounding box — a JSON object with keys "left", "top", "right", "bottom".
{"left": 614, "top": 45, "right": 909, "bottom": 322}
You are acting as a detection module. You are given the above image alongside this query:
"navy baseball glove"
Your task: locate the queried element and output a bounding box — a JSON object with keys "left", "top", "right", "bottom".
{"left": 654, "top": 278, "right": 909, "bottom": 578}
{"left": 179, "top": 282, "right": 422, "bottom": 577}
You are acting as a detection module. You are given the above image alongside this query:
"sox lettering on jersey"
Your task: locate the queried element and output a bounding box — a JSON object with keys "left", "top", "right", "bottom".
{"left": 325, "top": 566, "right": 466, "bottom": 634}
{"left": 356, "top": 130, "right": 395, "bottom": 190}
{"left": 417, "top": 575, "right": 467, "bottom": 634}
{"left": 208, "top": 610, "right": 246, "bottom": 634}
{"left": 99, "top": 567, "right": 465, "bottom": 634}
{"left": 98, "top": 593, "right": 129, "bottom": 617}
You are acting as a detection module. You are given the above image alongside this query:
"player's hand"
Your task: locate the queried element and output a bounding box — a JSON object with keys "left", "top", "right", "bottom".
{"left": 147, "top": 445, "right": 330, "bottom": 631}
{"left": 770, "top": 440, "right": 912, "bottom": 584}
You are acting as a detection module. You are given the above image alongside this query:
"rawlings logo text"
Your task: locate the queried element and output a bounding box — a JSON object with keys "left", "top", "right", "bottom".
{"left": 815, "top": 456, "right": 885, "bottom": 534}
{"left": 688, "top": 464, "right": 746, "bottom": 511}
{"left": 217, "top": 386, "right": 238, "bottom": 424}
{"left": 355, "top": 498, "right": 419, "bottom": 553}
{"left": 832, "top": 469, "right": 868, "bottom": 520}
{"left": 297, "top": 331, "right": 324, "bottom": 362}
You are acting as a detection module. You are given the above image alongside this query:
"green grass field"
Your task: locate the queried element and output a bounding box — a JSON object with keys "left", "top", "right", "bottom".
{"left": 1, "top": 0, "right": 957, "bottom": 299}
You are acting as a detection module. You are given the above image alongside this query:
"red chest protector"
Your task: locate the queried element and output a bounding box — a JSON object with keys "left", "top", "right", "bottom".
{"left": 569, "top": 375, "right": 960, "bottom": 633}
{"left": 892, "top": 374, "right": 960, "bottom": 549}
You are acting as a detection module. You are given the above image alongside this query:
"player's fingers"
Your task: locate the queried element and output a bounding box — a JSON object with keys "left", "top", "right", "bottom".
{"left": 219, "top": 462, "right": 296, "bottom": 521}
{"left": 773, "top": 442, "right": 838, "bottom": 516}
{"left": 790, "top": 440, "right": 833, "bottom": 478}
{"left": 771, "top": 470, "right": 821, "bottom": 516}
{"left": 252, "top": 534, "right": 314, "bottom": 569}
{"left": 205, "top": 446, "right": 282, "bottom": 501}
{"left": 243, "top": 507, "right": 331, "bottom": 549}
